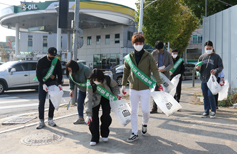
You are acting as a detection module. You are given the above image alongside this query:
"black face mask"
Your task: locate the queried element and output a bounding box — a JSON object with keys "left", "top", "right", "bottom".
{"left": 48, "top": 57, "right": 55, "bottom": 61}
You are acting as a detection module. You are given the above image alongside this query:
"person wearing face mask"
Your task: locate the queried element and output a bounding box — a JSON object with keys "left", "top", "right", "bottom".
{"left": 196, "top": 41, "right": 223, "bottom": 119}
{"left": 84, "top": 69, "right": 121, "bottom": 146}
{"left": 150, "top": 41, "right": 174, "bottom": 113}
{"left": 36, "top": 47, "right": 63, "bottom": 129}
{"left": 122, "top": 32, "right": 163, "bottom": 142}
{"left": 170, "top": 49, "right": 185, "bottom": 103}
{"left": 66, "top": 60, "right": 91, "bottom": 124}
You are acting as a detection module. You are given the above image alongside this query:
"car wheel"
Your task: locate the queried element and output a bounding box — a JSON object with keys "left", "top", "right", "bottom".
{"left": 0, "top": 82, "right": 5, "bottom": 94}
{"left": 117, "top": 76, "right": 122, "bottom": 86}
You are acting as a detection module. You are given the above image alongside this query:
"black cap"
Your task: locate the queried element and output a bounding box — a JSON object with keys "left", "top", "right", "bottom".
{"left": 172, "top": 49, "right": 178, "bottom": 53}
{"left": 48, "top": 47, "right": 57, "bottom": 56}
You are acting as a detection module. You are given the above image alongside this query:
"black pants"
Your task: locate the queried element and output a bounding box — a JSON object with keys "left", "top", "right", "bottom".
{"left": 215, "top": 77, "right": 221, "bottom": 108}
{"left": 174, "top": 76, "right": 182, "bottom": 103}
{"left": 152, "top": 85, "right": 159, "bottom": 110}
{"left": 38, "top": 81, "right": 57, "bottom": 120}
{"left": 89, "top": 96, "right": 112, "bottom": 143}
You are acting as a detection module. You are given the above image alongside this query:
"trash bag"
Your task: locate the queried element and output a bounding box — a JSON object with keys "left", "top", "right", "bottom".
{"left": 48, "top": 85, "right": 64, "bottom": 111}
{"left": 150, "top": 91, "right": 182, "bottom": 116}
{"left": 169, "top": 74, "right": 181, "bottom": 97}
{"left": 218, "top": 80, "right": 229, "bottom": 101}
{"left": 207, "top": 74, "right": 222, "bottom": 95}
{"left": 110, "top": 98, "right": 131, "bottom": 126}
{"left": 159, "top": 72, "right": 175, "bottom": 93}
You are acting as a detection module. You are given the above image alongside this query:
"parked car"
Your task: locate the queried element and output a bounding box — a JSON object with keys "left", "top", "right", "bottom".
{"left": 0, "top": 61, "right": 40, "bottom": 94}
{"left": 104, "top": 64, "right": 124, "bottom": 86}
{"left": 183, "top": 63, "right": 197, "bottom": 80}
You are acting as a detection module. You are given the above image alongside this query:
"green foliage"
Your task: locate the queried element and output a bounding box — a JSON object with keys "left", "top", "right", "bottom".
{"left": 136, "top": 0, "right": 182, "bottom": 46}
{"left": 170, "top": 5, "right": 199, "bottom": 55}
{"left": 218, "top": 89, "right": 237, "bottom": 107}
{"left": 135, "top": 0, "right": 199, "bottom": 55}
{"left": 182, "top": 0, "right": 237, "bottom": 20}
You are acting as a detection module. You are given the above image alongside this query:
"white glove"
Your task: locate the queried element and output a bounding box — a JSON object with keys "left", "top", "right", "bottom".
{"left": 43, "top": 84, "right": 48, "bottom": 92}
{"left": 121, "top": 86, "right": 126, "bottom": 95}
{"left": 85, "top": 116, "right": 92, "bottom": 125}
{"left": 58, "top": 84, "right": 63, "bottom": 91}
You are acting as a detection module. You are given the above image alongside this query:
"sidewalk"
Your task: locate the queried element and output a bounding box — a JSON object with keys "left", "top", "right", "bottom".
{"left": 0, "top": 84, "right": 237, "bottom": 154}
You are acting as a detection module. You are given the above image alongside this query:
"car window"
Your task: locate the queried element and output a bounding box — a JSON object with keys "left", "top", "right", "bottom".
{"left": 28, "top": 63, "right": 37, "bottom": 71}
{"left": 12, "top": 64, "right": 24, "bottom": 71}
{"left": 21, "top": 63, "right": 29, "bottom": 71}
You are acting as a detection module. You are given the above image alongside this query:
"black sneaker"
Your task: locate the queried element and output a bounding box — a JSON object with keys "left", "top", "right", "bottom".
{"left": 142, "top": 125, "right": 147, "bottom": 135}
{"left": 150, "top": 109, "right": 158, "bottom": 114}
{"left": 201, "top": 113, "right": 209, "bottom": 118}
{"left": 127, "top": 133, "right": 138, "bottom": 142}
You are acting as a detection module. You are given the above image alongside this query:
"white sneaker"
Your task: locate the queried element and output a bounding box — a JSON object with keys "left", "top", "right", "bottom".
{"left": 90, "top": 142, "right": 97, "bottom": 146}
{"left": 48, "top": 119, "right": 56, "bottom": 127}
{"left": 127, "top": 133, "right": 138, "bottom": 142}
{"left": 102, "top": 137, "right": 108, "bottom": 142}
{"left": 142, "top": 125, "right": 147, "bottom": 135}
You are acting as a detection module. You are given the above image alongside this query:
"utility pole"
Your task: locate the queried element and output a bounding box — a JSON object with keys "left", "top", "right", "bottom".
{"left": 72, "top": 0, "right": 80, "bottom": 105}
{"left": 205, "top": 0, "right": 207, "bottom": 17}
{"left": 138, "top": 0, "right": 144, "bottom": 32}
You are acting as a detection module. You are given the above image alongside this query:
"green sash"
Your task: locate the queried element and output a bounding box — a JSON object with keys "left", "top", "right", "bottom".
{"left": 86, "top": 80, "right": 117, "bottom": 101}
{"left": 33, "top": 58, "right": 58, "bottom": 82}
{"left": 124, "top": 54, "right": 156, "bottom": 88}
{"left": 69, "top": 73, "right": 87, "bottom": 87}
{"left": 170, "top": 58, "right": 184, "bottom": 74}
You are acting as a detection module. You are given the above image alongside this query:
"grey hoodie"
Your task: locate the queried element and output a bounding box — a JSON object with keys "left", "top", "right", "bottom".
{"left": 198, "top": 53, "right": 223, "bottom": 83}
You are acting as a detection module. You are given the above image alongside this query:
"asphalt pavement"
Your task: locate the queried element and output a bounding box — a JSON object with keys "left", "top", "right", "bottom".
{"left": 0, "top": 78, "right": 237, "bottom": 154}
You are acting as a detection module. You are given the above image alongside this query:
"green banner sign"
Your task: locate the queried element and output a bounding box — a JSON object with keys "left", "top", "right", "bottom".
{"left": 28, "top": 26, "right": 45, "bottom": 32}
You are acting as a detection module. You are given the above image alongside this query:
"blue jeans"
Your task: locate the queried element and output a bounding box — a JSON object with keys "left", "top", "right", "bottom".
{"left": 201, "top": 83, "right": 216, "bottom": 114}
{"left": 77, "top": 90, "right": 86, "bottom": 118}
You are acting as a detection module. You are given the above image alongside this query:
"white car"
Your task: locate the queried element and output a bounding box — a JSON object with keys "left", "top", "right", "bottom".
{"left": 0, "top": 61, "right": 38, "bottom": 94}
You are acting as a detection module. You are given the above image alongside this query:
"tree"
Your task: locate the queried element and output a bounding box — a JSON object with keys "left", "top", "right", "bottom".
{"left": 182, "top": 0, "right": 237, "bottom": 20}
{"left": 170, "top": 5, "right": 199, "bottom": 55}
{"left": 136, "top": 0, "right": 182, "bottom": 46}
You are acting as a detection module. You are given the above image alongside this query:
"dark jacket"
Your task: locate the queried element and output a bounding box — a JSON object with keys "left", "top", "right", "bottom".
{"left": 122, "top": 50, "right": 162, "bottom": 90}
{"left": 151, "top": 49, "right": 174, "bottom": 79}
{"left": 198, "top": 53, "right": 223, "bottom": 83}
{"left": 69, "top": 62, "right": 91, "bottom": 92}
{"left": 36, "top": 56, "right": 62, "bottom": 85}
{"left": 170, "top": 56, "right": 185, "bottom": 79}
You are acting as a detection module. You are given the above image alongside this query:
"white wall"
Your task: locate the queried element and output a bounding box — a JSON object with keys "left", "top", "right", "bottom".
{"left": 203, "top": 5, "right": 237, "bottom": 88}
{"left": 78, "top": 25, "right": 134, "bottom": 66}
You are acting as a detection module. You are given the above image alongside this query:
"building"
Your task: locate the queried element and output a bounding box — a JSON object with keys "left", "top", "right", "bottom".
{"left": 185, "top": 28, "right": 203, "bottom": 64}
{"left": 0, "top": 0, "right": 136, "bottom": 69}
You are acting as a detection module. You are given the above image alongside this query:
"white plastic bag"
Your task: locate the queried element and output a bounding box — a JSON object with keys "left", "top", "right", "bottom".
{"left": 48, "top": 85, "right": 64, "bottom": 111}
{"left": 207, "top": 74, "right": 222, "bottom": 95}
{"left": 218, "top": 80, "right": 229, "bottom": 101}
{"left": 150, "top": 91, "right": 182, "bottom": 116}
{"left": 169, "top": 74, "right": 181, "bottom": 97}
{"left": 159, "top": 72, "right": 175, "bottom": 93}
{"left": 110, "top": 98, "right": 131, "bottom": 126}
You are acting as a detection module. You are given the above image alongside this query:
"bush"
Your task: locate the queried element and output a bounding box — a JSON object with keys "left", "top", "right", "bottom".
{"left": 218, "top": 89, "right": 237, "bottom": 107}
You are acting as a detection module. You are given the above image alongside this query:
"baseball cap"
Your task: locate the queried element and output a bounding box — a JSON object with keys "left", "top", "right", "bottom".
{"left": 48, "top": 47, "right": 57, "bottom": 56}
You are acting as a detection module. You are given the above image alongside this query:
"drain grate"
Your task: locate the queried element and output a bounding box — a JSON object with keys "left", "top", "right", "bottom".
{"left": 2, "top": 117, "right": 36, "bottom": 125}
{"left": 21, "top": 133, "right": 64, "bottom": 146}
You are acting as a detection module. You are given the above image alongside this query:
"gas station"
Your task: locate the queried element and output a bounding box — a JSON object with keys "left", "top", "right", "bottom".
{"left": 0, "top": 0, "right": 136, "bottom": 68}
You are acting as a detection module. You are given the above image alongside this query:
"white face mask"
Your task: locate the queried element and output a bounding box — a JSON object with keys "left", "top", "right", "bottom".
{"left": 94, "top": 81, "right": 101, "bottom": 85}
{"left": 205, "top": 50, "right": 213, "bottom": 54}
{"left": 134, "top": 44, "right": 144, "bottom": 52}
{"left": 172, "top": 54, "right": 178, "bottom": 58}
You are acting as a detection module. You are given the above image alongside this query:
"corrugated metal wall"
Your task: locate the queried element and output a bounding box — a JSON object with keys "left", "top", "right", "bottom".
{"left": 203, "top": 5, "right": 237, "bottom": 88}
